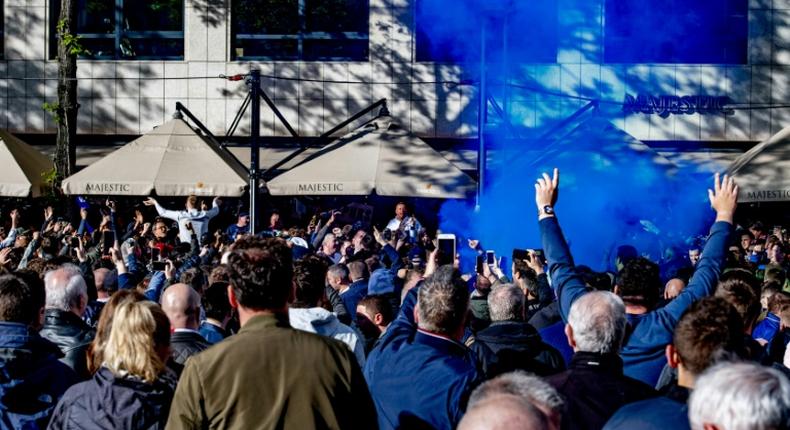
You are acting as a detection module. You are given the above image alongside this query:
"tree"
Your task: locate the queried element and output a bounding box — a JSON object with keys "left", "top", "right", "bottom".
{"left": 52, "top": 0, "right": 80, "bottom": 182}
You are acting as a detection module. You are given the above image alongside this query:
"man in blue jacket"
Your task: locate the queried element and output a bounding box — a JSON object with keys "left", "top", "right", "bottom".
{"left": 364, "top": 265, "right": 480, "bottom": 430}
{"left": 0, "top": 274, "right": 78, "bottom": 428}
{"left": 535, "top": 169, "right": 737, "bottom": 386}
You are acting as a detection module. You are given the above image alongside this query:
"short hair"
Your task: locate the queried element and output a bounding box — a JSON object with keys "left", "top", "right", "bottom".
{"left": 180, "top": 267, "right": 206, "bottom": 293}
{"left": 417, "top": 265, "right": 469, "bottom": 336}
{"left": 765, "top": 267, "right": 787, "bottom": 286}
{"left": 567, "top": 291, "right": 626, "bottom": 354}
{"left": 186, "top": 195, "right": 197, "bottom": 207}
{"left": 616, "top": 258, "right": 661, "bottom": 309}
{"left": 202, "top": 282, "right": 231, "bottom": 321}
{"left": 689, "top": 362, "right": 790, "bottom": 430}
{"left": 327, "top": 264, "right": 349, "bottom": 282}
{"left": 347, "top": 261, "right": 368, "bottom": 281}
{"left": 357, "top": 295, "right": 394, "bottom": 326}
{"left": 292, "top": 256, "right": 329, "bottom": 308}
{"left": 458, "top": 395, "right": 547, "bottom": 430}
{"left": 768, "top": 290, "right": 790, "bottom": 316}
{"left": 322, "top": 233, "right": 336, "bottom": 247}
{"left": 487, "top": 284, "right": 525, "bottom": 322}
{"left": 715, "top": 270, "right": 761, "bottom": 328}
{"left": 94, "top": 268, "right": 118, "bottom": 294}
{"left": 104, "top": 300, "right": 170, "bottom": 383}
{"left": 513, "top": 261, "right": 538, "bottom": 296}
{"left": 0, "top": 275, "right": 37, "bottom": 324}
{"left": 208, "top": 264, "right": 231, "bottom": 284}
{"left": 44, "top": 264, "right": 87, "bottom": 312}
{"left": 673, "top": 297, "right": 744, "bottom": 375}
{"left": 226, "top": 237, "right": 293, "bottom": 310}
{"left": 468, "top": 370, "right": 564, "bottom": 413}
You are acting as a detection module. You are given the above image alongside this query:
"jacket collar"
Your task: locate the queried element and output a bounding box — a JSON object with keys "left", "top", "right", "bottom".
{"left": 414, "top": 329, "right": 468, "bottom": 356}
{"left": 43, "top": 308, "right": 90, "bottom": 330}
{"left": 0, "top": 322, "right": 63, "bottom": 359}
{"left": 569, "top": 351, "right": 624, "bottom": 375}
{"left": 238, "top": 313, "right": 291, "bottom": 334}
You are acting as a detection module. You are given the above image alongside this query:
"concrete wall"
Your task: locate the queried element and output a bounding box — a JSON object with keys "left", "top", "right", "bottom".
{"left": 1, "top": 0, "right": 788, "bottom": 141}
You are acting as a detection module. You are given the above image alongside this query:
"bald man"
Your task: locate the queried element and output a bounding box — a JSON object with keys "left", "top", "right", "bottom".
{"left": 161, "top": 283, "right": 210, "bottom": 372}
{"left": 458, "top": 395, "right": 547, "bottom": 430}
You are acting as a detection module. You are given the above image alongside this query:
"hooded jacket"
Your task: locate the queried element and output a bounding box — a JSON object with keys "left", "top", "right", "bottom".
{"left": 48, "top": 367, "right": 176, "bottom": 430}
{"left": 469, "top": 320, "right": 565, "bottom": 378}
{"left": 0, "top": 322, "right": 78, "bottom": 429}
{"left": 289, "top": 307, "right": 366, "bottom": 368}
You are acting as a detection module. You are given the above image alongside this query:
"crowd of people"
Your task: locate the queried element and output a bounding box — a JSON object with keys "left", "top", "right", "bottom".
{"left": 0, "top": 170, "right": 789, "bottom": 430}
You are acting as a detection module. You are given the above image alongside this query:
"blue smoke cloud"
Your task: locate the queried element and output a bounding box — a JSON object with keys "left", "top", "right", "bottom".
{"left": 423, "top": 0, "right": 736, "bottom": 271}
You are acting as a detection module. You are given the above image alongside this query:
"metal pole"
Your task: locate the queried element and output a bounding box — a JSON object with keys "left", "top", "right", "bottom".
{"left": 248, "top": 69, "right": 261, "bottom": 234}
{"left": 476, "top": 20, "right": 487, "bottom": 209}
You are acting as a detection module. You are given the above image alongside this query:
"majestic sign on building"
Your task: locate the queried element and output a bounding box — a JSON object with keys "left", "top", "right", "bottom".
{"left": 622, "top": 94, "right": 734, "bottom": 118}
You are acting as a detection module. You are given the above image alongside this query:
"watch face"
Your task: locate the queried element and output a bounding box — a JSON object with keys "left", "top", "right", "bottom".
{"left": 543, "top": 205, "right": 554, "bottom": 214}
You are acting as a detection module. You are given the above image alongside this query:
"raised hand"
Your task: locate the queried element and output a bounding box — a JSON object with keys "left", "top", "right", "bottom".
{"left": 708, "top": 172, "right": 738, "bottom": 224}
{"left": 143, "top": 197, "right": 157, "bottom": 207}
{"left": 535, "top": 168, "right": 559, "bottom": 218}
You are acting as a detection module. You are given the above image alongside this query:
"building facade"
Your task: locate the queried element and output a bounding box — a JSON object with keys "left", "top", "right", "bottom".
{"left": 1, "top": 0, "right": 788, "bottom": 147}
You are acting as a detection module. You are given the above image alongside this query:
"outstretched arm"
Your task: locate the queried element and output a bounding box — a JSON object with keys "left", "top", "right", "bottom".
{"left": 536, "top": 169, "right": 590, "bottom": 322}
{"left": 657, "top": 173, "right": 738, "bottom": 328}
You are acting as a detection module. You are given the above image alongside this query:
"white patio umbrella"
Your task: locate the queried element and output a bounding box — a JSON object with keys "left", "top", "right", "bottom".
{"left": 62, "top": 116, "right": 248, "bottom": 196}
{"left": 266, "top": 115, "right": 476, "bottom": 199}
{"left": 0, "top": 130, "right": 54, "bottom": 197}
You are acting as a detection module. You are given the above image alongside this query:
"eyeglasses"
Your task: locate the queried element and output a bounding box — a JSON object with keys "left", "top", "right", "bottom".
{"left": 156, "top": 225, "right": 168, "bottom": 231}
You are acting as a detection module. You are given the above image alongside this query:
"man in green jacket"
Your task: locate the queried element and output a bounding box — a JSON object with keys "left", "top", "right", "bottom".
{"left": 165, "top": 237, "right": 377, "bottom": 430}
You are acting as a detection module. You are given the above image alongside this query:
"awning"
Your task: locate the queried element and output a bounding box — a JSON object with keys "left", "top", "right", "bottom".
{"left": 0, "top": 130, "right": 54, "bottom": 197}
{"left": 265, "top": 115, "right": 476, "bottom": 199}
{"left": 727, "top": 125, "right": 790, "bottom": 202}
{"left": 62, "top": 117, "right": 248, "bottom": 196}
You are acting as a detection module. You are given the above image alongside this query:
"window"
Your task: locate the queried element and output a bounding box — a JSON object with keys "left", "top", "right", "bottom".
{"left": 415, "top": 0, "right": 558, "bottom": 63}
{"left": 49, "top": 0, "right": 184, "bottom": 60}
{"left": 604, "top": 0, "right": 747, "bottom": 64}
{"left": 232, "top": 0, "right": 369, "bottom": 61}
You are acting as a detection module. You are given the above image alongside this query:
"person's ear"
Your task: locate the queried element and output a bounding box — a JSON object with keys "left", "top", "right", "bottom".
{"left": 373, "top": 313, "right": 384, "bottom": 326}
{"left": 613, "top": 285, "right": 621, "bottom": 296}
{"left": 666, "top": 344, "right": 680, "bottom": 369}
{"left": 413, "top": 303, "right": 420, "bottom": 325}
{"left": 227, "top": 285, "right": 239, "bottom": 309}
{"left": 565, "top": 324, "right": 576, "bottom": 350}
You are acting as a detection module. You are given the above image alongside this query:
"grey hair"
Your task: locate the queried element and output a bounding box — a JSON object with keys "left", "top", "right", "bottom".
{"left": 468, "top": 370, "right": 564, "bottom": 414}
{"left": 487, "top": 284, "right": 525, "bottom": 322}
{"left": 417, "top": 265, "right": 468, "bottom": 335}
{"left": 322, "top": 233, "right": 336, "bottom": 246}
{"left": 567, "top": 291, "right": 626, "bottom": 354}
{"left": 327, "top": 264, "right": 349, "bottom": 281}
{"left": 689, "top": 362, "right": 790, "bottom": 430}
{"left": 44, "top": 264, "right": 87, "bottom": 312}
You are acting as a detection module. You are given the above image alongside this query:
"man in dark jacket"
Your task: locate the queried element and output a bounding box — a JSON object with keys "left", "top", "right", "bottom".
{"left": 39, "top": 265, "right": 95, "bottom": 379}
{"left": 161, "top": 283, "right": 210, "bottom": 369}
{"left": 198, "top": 282, "right": 230, "bottom": 345}
{"left": 604, "top": 297, "right": 745, "bottom": 430}
{"left": 343, "top": 261, "right": 369, "bottom": 322}
{"left": 365, "top": 265, "right": 480, "bottom": 430}
{"left": 469, "top": 283, "right": 564, "bottom": 378}
{"left": 166, "top": 237, "right": 376, "bottom": 429}
{"left": 546, "top": 291, "right": 656, "bottom": 430}
{"left": 0, "top": 274, "right": 78, "bottom": 428}
{"left": 536, "top": 169, "right": 737, "bottom": 386}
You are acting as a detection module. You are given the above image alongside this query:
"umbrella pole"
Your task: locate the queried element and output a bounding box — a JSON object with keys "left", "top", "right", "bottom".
{"left": 248, "top": 69, "right": 261, "bottom": 234}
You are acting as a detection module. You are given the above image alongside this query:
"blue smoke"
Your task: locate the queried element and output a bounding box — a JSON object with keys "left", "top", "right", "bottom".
{"left": 424, "top": 0, "right": 735, "bottom": 271}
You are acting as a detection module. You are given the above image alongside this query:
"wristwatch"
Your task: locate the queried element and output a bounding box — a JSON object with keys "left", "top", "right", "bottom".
{"left": 540, "top": 205, "right": 555, "bottom": 216}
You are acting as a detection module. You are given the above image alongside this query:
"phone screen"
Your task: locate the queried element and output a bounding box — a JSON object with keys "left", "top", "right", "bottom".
{"left": 152, "top": 261, "right": 166, "bottom": 271}
{"left": 476, "top": 255, "right": 484, "bottom": 274}
{"left": 102, "top": 232, "right": 113, "bottom": 254}
{"left": 486, "top": 251, "right": 495, "bottom": 265}
{"left": 438, "top": 236, "right": 455, "bottom": 266}
{"left": 151, "top": 247, "right": 160, "bottom": 261}
{"left": 70, "top": 237, "right": 80, "bottom": 248}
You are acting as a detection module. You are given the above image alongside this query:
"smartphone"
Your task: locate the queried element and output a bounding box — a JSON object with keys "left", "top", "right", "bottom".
{"left": 476, "top": 255, "right": 484, "bottom": 274}
{"left": 152, "top": 261, "right": 167, "bottom": 271}
{"left": 437, "top": 233, "right": 456, "bottom": 266}
{"left": 512, "top": 248, "right": 529, "bottom": 261}
{"left": 151, "top": 247, "right": 160, "bottom": 262}
{"left": 70, "top": 236, "right": 80, "bottom": 248}
{"left": 101, "top": 232, "right": 113, "bottom": 255}
{"left": 486, "top": 250, "right": 495, "bottom": 265}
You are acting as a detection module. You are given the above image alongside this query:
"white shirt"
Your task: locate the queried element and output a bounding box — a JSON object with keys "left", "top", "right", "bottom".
{"left": 155, "top": 202, "right": 219, "bottom": 245}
